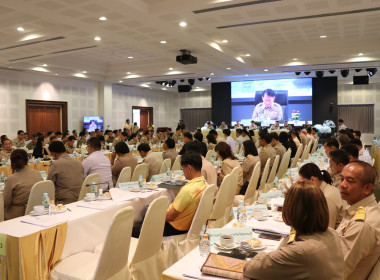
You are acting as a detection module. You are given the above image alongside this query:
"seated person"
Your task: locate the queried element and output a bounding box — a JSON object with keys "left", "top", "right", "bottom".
{"left": 270, "top": 132, "right": 286, "bottom": 161}
{"left": 137, "top": 143, "right": 163, "bottom": 181}
{"left": 219, "top": 121, "right": 228, "bottom": 130}
{"left": 82, "top": 137, "right": 113, "bottom": 189}
{"left": 270, "top": 121, "right": 280, "bottom": 130}
{"left": 258, "top": 132, "right": 277, "bottom": 175}
{"left": 3, "top": 150, "right": 43, "bottom": 220}
{"left": 32, "top": 135, "right": 49, "bottom": 159}
{"left": 248, "top": 120, "right": 257, "bottom": 130}
{"left": 243, "top": 181, "right": 344, "bottom": 280}
{"left": 162, "top": 138, "right": 178, "bottom": 168}
{"left": 26, "top": 134, "right": 38, "bottom": 150}
{"left": 139, "top": 130, "right": 151, "bottom": 144}
{"left": 65, "top": 136, "right": 76, "bottom": 154}
{"left": 206, "top": 134, "right": 217, "bottom": 151}
{"left": 111, "top": 141, "right": 138, "bottom": 186}
{"left": 329, "top": 149, "right": 350, "bottom": 188}
{"left": 12, "top": 130, "right": 25, "bottom": 148}
{"left": 241, "top": 140, "right": 260, "bottom": 194}
{"left": 353, "top": 130, "right": 361, "bottom": 139}
{"left": 340, "top": 144, "right": 359, "bottom": 162}
{"left": 172, "top": 128, "right": 183, "bottom": 144}
{"left": 252, "top": 89, "right": 283, "bottom": 120}
{"left": 0, "top": 139, "right": 15, "bottom": 162}
{"left": 351, "top": 138, "right": 372, "bottom": 165}
{"left": 235, "top": 129, "right": 244, "bottom": 152}
{"left": 282, "top": 120, "right": 292, "bottom": 130}
{"left": 223, "top": 129, "right": 236, "bottom": 154}
{"left": 178, "top": 132, "right": 193, "bottom": 155}
{"left": 193, "top": 132, "right": 207, "bottom": 157}
{"left": 128, "top": 133, "right": 138, "bottom": 145}
{"left": 48, "top": 141, "right": 84, "bottom": 204}
{"left": 215, "top": 142, "right": 243, "bottom": 194}
{"left": 337, "top": 161, "right": 380, "bottom": 280}
{"left": 234, "top": 121, "right": 243, "bottom": 129}
{"left": 77, "top": 131, "right": 87, "bottom": 147}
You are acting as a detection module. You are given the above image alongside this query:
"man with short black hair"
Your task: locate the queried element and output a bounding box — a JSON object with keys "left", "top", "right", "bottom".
{"left": 338, "top": 119, "right": 347, "bottom": 131}
{"left": 235, "top": 129, "right": 245, "bottom": 152}
{"left": 162, "top": 138, "right": 178, "bottom": 167}
{"left": 270, "top": 132, "right": 286, "bottom": 160}
{"left": 252, "top": 89, "right": 283, "bottom": 120}
{"left": 351, "top": 138, "right": 372, "bottom": 164}
{"left": 223, "top": 129, "right": 235, "bottom": 154}
{"left": 0, "top": 139, "right": 15, "bottom": 161}
{"left": 193, "top": 132, "right": 207, "bottom": 157}
{"left": 337, "top": 161, "right": 380, "bottom": 280}
{"left": 137, "top": 143, "right": 163, "bottom": 181}
{"left": 72, "top": 130, "right": 78, "bottom": 139}
{"left": 48, "top": 141, "right": 83, "bottom": 204}
{"left": 340, "top": 144, "right": 359, "bottom": 162}
{"left": 178, "top": 132, "right": 193, "bottom": 155}
{"left": 26, "top": 134, "right": 38, "bottom": 150}
{"left": 353, "top": 130, "right": 361, "bottom": 139}
{"left": 140, "top": 130, "right": 151, "bottom": 144}
{"left": 329, "top": 149, "right": 350, "bottom": 188}
{"left": 324, "top": 138, "right": 340, "bottom": 157}
{"left": 258, "top": 132, "right": 277, "bottom": 175}
{"left": 270, "top": 121, "right": 280, "bottom": 130}
{"left": 82, "top": 137, "right": 113, "bottom": 189}
{"left": 172, "top": 128, "right": 183, "bottom": 143}
{"left": 13, "top": 130, "right": 25, "bottom": 148}
{"left": 219, "top": 121, "right": 228, "bottom": 130}
{"left": 65, "top": 136, "right": 76, "bottom": 154}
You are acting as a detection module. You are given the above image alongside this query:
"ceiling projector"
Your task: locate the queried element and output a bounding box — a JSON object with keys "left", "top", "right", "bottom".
{"left": 176, "top": 49, "right": 197, "bottom": 65}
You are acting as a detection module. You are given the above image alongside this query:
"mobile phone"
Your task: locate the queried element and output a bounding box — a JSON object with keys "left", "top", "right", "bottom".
{"left": 258, "top": 233, "right": 282, "bottom": 241}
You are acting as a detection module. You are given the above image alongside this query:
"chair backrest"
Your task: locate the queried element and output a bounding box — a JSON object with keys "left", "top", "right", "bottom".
{"left": 25, "top": 180, "right": 55, "bottom": 214}
{"left": 93, "top": 206, "right": 134, "bottom": 280}
{"left": 276, "top": 150, "right": 291, "bottom": 179}
{"left": 299, "top": 144, "right": 309, "bottom": 162}
{"left": 0, "top": 193, "right": 4, "bottom": 222}
{"left": 311, "top": 138, "right": 319, "bottom": 154}
{"left": 290, "top": 144, "right": 303, "bottom": 168}
{"left": 131, "top": 163, "right": 148, "bottom": 181}
{"left": 187, "top": 185, "right": 217, "bottom": 240}
{"left": 210, "top": 174, "right": 233, "bottom": 221}
{"left": 258, "top": 158, "right": 271, "bottom": 191}
{"left": 171, "top": 155, "right": 182, "bottom": 171}
{"left": 132, "top": 196, "right": 168, "bottom": 264}
{"left": 226, "top": 167, "right": 240, "bottom": 207}
{"left": 244, "top": 162, "right": 261, "bottom": 205}
{"left": 305, "top": 141, "right": 313, "bottom": 159}
{"left": 266, "top": 155, "right": 280, "bottom": 184}
{"left": 159, "top": 158, "right": 172, "bottom": 174}
{"left": 205, "top": 150, "right": 216, "bottom": 162}
{"left": 116, "top": 166, "right": 132, "bottom": 187}
{"left": 231, "top": 166, "right": 240, "bottom": 186}
{"left": 77, "top": 173, "right": 101, "bottom": 201}
{"left": 372, "top": 158, "right": 375, "bottom": 167}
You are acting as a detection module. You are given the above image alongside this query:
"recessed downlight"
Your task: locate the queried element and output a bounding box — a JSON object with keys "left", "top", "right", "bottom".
{"left": 128, "top": 56, "right": 134, "bottom": 59}
{"left": 264, "top": 69, "right": 269, "bottom": 72}
{"left": 160, "top": 40, "right": 167, "bottom": 44}
{"left": 226, "top": 67, "right": 231, "bottom": 70}
{"left": 358, "top": 53, "right": 364, "bottom": 56}
{"left": 42, "top": 64, "right": 47, "bottom": 67}
{"left": 126, "top": 72, "right": 131, "bottom": 74}
{"left": 169, "top": 67, "right": 173, "bottom": 70}
{"left": 99, "top": 16, "right": 107, "bottom": 21}
{"left": 17, "top": 27, "right": 24, "bottom": 32}
{"left": 320, "top": 35, "right": 327, "bottom": 38}
{"left": 179, "top": 21, "right": 187, "bottom": 27}
{"left": 94, "top": 36, "right": 101, "bottom": 41}
{"left": 222, "top": 39, "right": 228, "bottom": 43}
{"left": 119, "top": 80, "right": 123, "bottom": 83}
{"left": 82, "top": 71, "right": 87, "bottom": 73}
{"left": 245, "top": 54, "right": 251, "bottom": 57}
{"left": 293, "top": 58, "right": 298, "bottom": 61}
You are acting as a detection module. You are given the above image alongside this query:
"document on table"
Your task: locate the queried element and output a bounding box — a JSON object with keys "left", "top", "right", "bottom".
{"left": 245, "top": 218, "right": 291, "bottom": 236}
{"left": 21, "top": 215, "right": 68, "bottom": 227}
{"left": 76, "top": 200, "right": 115, "bottom": 210}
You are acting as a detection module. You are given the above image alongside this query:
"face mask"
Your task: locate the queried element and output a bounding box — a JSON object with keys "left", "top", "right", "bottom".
{"left": 140, "top": 133, "right": 143, "bottom": 135}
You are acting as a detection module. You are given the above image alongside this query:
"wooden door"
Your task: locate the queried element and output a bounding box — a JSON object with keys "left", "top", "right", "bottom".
{"left": 27, "top": 105, "right": 61, "bottom": 135}
{"left": 140, "top": 109, "right": 149, "bottom": 131}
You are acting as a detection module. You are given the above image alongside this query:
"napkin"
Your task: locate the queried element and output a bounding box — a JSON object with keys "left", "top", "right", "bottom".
{"left": 21, "top": 215, "right": 67, "bottom": 227}
{"left": 76, "top": 200, "right": 115, "bottom": 210}
{"left": 245, "top": 218, "right": 290, "bottom": 236}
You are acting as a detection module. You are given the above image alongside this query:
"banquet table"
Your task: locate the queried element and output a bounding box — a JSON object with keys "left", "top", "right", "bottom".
{"left": 0, "top": 188, "right": 172, "bottom": 280}
{"left": 201, "top": 129, "right": 288, "bottom": 140}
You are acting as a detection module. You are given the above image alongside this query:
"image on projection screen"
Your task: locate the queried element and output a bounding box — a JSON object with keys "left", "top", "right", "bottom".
{"left": 231, "top": 78, "right": 313, "bottom": 126}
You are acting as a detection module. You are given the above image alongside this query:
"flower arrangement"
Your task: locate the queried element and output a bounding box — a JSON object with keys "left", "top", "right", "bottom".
{"left": 323, "top": 120, "right": 336, "bottom": 128}
{"left": 291, "top": 110, "right": 300, "bottom": 121}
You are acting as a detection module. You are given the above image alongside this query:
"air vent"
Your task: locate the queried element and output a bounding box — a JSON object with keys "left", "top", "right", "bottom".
{"left": 193, "top": 0, "right": 279, "bottom": 14}
{"left": 217, "top": 6, "right": 380, "bottom": 29}
{"left": 0, "top": 36, "right": 65, "bottom": 51}
{"left": 50, "top": 45, "right": 97, "bottom": 54}
{"left": 9, "top": 55, "right": 43, "bottom": 62}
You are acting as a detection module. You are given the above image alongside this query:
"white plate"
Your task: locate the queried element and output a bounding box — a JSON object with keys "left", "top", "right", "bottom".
{"left": 273, "top": 215, "right": 283, "bottom": 222}
{"left": 98, "top": 196, "right": 112, "bottom": 200}
{"left": 51, "top": 206, "right": 67, "bottom": 214}
{"left": 240, "top": 241, "right": 267, "bottom": 251}
{"left": 83, "top": 197, "right": 97, "bottom": 202}
{"left": 29, "top": 210, "right": 48, "bottom": 216}
{"left": 214, "top": 242, "right": 240, "bottom": 251}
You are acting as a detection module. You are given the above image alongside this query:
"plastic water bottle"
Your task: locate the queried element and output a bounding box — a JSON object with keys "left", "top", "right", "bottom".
{"left": 167, "top": 168, "right": 172, "bottom": 180}
{"left": 42, "top": 193, "right": 50, "bottom": 211}
{"left": 49, "top": 200, "right": 55, "bottom": 215}
{"left": 0, "top": 172, "right": 6, "bottom": 183}
{"left": 237, "top": 200, "right": 244, "bottom": 221}
{"left": 239, "top": 208, "right": 247, "bottom": 223}
{"left": 274, "top": 177, "right": 279, "bottom": 189}
{"left": 1, "top": 157, "right": 5, "bottom": 166}
{"left": 90, "top": 182, "right": 98, "bottom": 196}
{"left": 138, "top": 175, "right": 143, "bottom": 191}
{"left": 199, "top": 233, "right": 210, "bottom": 256}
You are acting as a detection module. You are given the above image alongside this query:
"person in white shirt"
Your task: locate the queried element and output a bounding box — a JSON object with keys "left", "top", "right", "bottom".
{"left": 82, "top": 137, "right": 113, "bottom": 189}
{"left": 338, "top": 119, "right": 347, "bottom": 131}
{"left": 234, "top": 121, "right": 243, "bottom": 129}
{"left": 223, "top": 129, "right": 236, "bottom": 154}
{"left": 235, "top": 129, "right": 245, "bottom": 153}
{"left": 351, "top": 138, "right": 372, "bottom": 165}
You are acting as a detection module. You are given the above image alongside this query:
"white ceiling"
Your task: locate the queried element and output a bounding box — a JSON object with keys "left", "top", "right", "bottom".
{"left": 1, "top": 0, "right": 380, "bottom": 91}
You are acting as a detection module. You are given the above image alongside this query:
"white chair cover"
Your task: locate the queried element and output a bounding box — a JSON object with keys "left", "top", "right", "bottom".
{"left": 50, "top": 206, "right": 134, "bottom": 280}
{"left": 159, "top": 158, "right": 172, "bottom": 174}
{"left": 161, "top": 185, "right": 217, "bottom": 267}
{"left": 266, "top": 155, "right": 280, "bottom": 184}
{"left": 77, "top": 173, "right": 101, "bottom": 201}
{"left": 305, "top": 141, "right": 313, "bottom": 159}
{"left": 276, "top": 150, "right": 291, "bottom": 179}
{"left": 129, "top": 196, "right": 168, "bottom": 280}
{"left": 209, "top": 175, "right": 234, "bottom": 228}
{"left": 258, "top": 158, "right": 271, "bottom": 192}
{"left": 311, "top": 138, "right": 319, "bottom": 154}
{"left": 131, "top": 163, "right": 148, "bottom": 181}
{"left": 372, "top": 158, "right": 375, "bottom": 167}
{"left": 299, "top": 144, "right": 309, "bottom": 162}
{"left": 25, "top": 180, "right": 55, "bottom": 215}
{"left": 235, "top": 162, "right": 261, "bottom": 206}
{"left": 224, "top": 167, "right": 239, "bottom": 223}
{"left": 368, "top": 256, "right": 380, "bottom": 280}
{"left": 171, "top": 155, "right": 181, "bottom": 171}
{"left": 290, "top": 144, "right": 304, "bottom": 168}
{"left": 205, "top": 150, "right": 216, "bottom": 162}
{"left": 116, "top": 166, "right": 132, "bottom": 187}
{"left": 234, "top": 145, "right": 240, "bottom": 154}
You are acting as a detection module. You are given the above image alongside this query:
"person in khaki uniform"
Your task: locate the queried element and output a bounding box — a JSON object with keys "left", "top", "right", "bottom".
{"left": 243, "top": 181, "right": 344, "bottom": 280}
{"left": 3, "top": 149, "right": 43, "bottom": 220}
{"left": 215, "top": 142, "right": 243, "bottom": 194}
{"left": 64, "top": 136, "right": 76, "bottom": 154}
{"left": 172, "top": 128, "right": 183, "bottom": 143}
{"left": 128, "top": 133, "right": 138, "bottom": 146}
{"left": 47, "top": 141, "right": 84, "bottom": 204}
{"left": 298, "top": 163, "right": 345, "bottom": 229}
{"left": 139, "top": 131, "right": 151, "bottom": 144}
{"left": 77, "top": 131, "right": 87, "bottom": 147}
{"left": 270, "top": 132, "right": 286, "bottom": 161}
{"left": 252, "top": 89, "right": 283, "bottom": 121}
{"left": 13, "top": 130, "right": 25, "bottom": 148}
{"left": 162, "top": 138, "right": 178, "bottom": 168}
{"left": 137, "top": 143, "right": 163, "bottom": 181}
{"left": 26, "top": 134, "right": 38, "bottom": 150}
{"left": 111, "top": 141, "right": 138, "bottom": 186}
{"left": 258, "top": 132, "right": 277, "bottom": 175}
{"left": 336, "top": 161, "right": 380, "bottom": 280}
{"left": 329, "top": 149, "right": 350, "bottom": 188}
{"left": 151, "top": 132, "right": 160, "bottom": 145}
{"left": 0, "top": 139, "right": 16, "bottom": 162}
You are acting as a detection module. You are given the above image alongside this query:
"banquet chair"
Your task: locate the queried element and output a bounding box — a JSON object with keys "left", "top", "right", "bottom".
{"left": 25, "top": 180, "right": 55, "bottom": 215}
{"left": 0, "top": 193, "right": 4, "bottom": 222}
{"left": 162, "top": 184, "right": 217, "bottom": 267}
{"left": 116, "top": 166, "right": 132, "bottom": 187}
{"left": 50, "top": 206, "right": 134, "bottom": 280}
{"left": 311, "top": 138, "right": 319, "bottom": 154}
{"left": 131, "top": 163, "right": 148, "bottom": 181}
{"left": 372, "top": 158, "right": 375, "bottom": 167}
{"left": 234, "top": 145, "right": 240, "bottom": 154}
{"left": 235, "top": 162, "right": 260, "bottom": 206}
{"left": 368, "top": 256, "right": 380, "bottom": 280}
{"left": 208, "top": 174, "right": 234, "bottom": 228}
{"left": 258, "top": 158, "right": 271, "bottom": 192}
{"left": 159, "top": 158, "right": 172, "bottom": 174}
{"left": 171, "top": 155, "right": 181, "bottom": 171}
{"left": 299, "top": 144, "right": 309, "bottom": 163}
{"left": 290, "top": 144, "right": 304, "bottom": 168}
{"left": 276, "top": 150, "right": 291, "bottom": 179}
{"left": 266, "top": 155, "right": 280, "bottom": 184}
{"left": 205, "top": 150, "right": 216, "bottom": 162}
{"left": 305, "top": 141, "right": 313, "bottom": 159}
{"left": 77, "top": 173, "right": 101, "bottom": 201}
{"left": 224, "top": 167, "right": 240, "bottom": 222}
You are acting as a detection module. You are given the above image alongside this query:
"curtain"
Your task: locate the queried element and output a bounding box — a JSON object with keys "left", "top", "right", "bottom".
{"left": 180, "top": 108, "right": 212, "bottom": 132}
{"left": 338, "top": 104, "right": 374, "bottom": 133}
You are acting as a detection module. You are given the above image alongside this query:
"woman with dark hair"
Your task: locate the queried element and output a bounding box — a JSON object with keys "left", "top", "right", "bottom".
{"left": 215, "top": 142, "right": 243, "bottom": 194}
{"left": 3, "top": 150, "right": 43, "bottom": 220}
{"left": 279, "top": 132, "right": 297, "bottom": 158}
{"left": 290, "top": 130, "right": 301, "bottom": 148}
{"left": 206, "top": 134, "right": 216, "bottom": 151}
{"left": 243, "top": 181, "right": 344, "bottom": 280}
{"left": 298, "top": 163, "right": 344, "bottom": 229}
{"left": 111, "top": 141, "right": 138, "bottom": 186}
{"left": 241, "top": 129, "right": 252, "bottom": 141}
{"left": 32, "top": 135, "right": 49, "bottom": 159}
{"left": 239, "top": 140, "right": 260, "bottom": 194}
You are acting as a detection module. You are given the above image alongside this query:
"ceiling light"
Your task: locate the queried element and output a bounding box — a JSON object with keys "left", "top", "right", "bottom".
{"left": 264, "top": 69, "right": 268, "bottom": 72}
{"left": 179, "top": 21, "right": 187, "bottom": 27}
{"left": 119, "top": 80, "right": 123, "bottom": 83}
{"left": 55, "top": 74, "right": 58, "bottom": 76}
{"left": 210, "top": 73, "right": 214, "bottom": 76}
{"left": 320, "top": 35, "right": 327, "bottom": 38}
{"left": 358, "top": 53, "right": 364, "bottom": 56}
{"left": 128, "top": 56, "right": 133, "bottom": 59}
{"left": 99, "top": 16, "right": 107, "bottom": 21}
{"left": 82, "top": 71, "right": 87, "bottom": 73}
{"left": 245, "top": 74, "right": 248, "bottom": 76}
{"left": 222, "top": 39, "right": 228, "bottom": 43}
{"left": 126, "top": 72, "right": 131, "bottom": 74}
{"left": 94, "top": 36, "right": 101, "bottom": 41}
{"left": 42, "top": 64, "right": 47, "bottom": 67}
{"left": 226, "top": 67, "right": 231, "bottom": 70}
{"left": 245, "top": 54, "right": 251, "bottom": 57}
{"left": 17, "top": 27, "right": 24, "bottom": 32}
{"left": 293, "top": 58, "right": 298, "bottom": 61}
{"left": 160, "top": 40, "right": 167, "bottom": 44}
{"left": 169, "top": 67, "right": 173, "bottom": 70}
